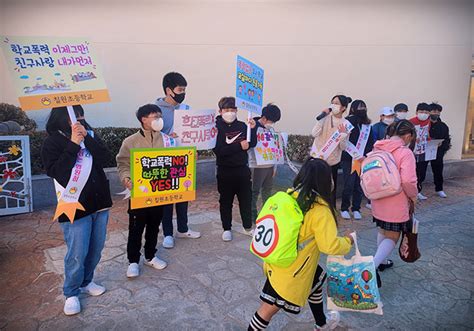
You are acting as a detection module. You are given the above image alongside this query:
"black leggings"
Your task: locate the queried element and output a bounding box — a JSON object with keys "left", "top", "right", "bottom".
{"left": 331, "top": 163, "right": 340, "bottom": 207}
{"left": 308, "top": 265, "right": 328, "bottom": 327}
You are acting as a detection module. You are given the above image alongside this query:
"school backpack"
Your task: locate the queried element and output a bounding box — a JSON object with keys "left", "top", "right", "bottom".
{"left": 360, "top": 149, "right": 402, "bottom": 200}
{"left": 250, "top": 191, "right": 304, "bottom": 268}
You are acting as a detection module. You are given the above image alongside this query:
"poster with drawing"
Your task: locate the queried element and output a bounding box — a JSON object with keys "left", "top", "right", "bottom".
{"left": 0, "top": 36, "right": 109, "bottom": 110}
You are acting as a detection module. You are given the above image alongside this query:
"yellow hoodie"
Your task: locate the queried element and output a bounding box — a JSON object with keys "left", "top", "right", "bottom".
{"left": 263, "top": 197, "right": 351, "bottom": 307}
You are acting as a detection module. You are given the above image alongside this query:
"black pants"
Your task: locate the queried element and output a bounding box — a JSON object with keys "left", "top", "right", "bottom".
{"left": 341, "top": 160, "right": 363, "bottom": 212}
{"left": 430, "top": 156, "right": 444, "bottom": 192}
{"left": 217, "top": 166, "right": 253, "bottom": 231}
{"left": 127, "top": 205, "right": 163, "bottom": 263}
{"left": 162, "top": 202, "right": 189, "bottom": 236}
{"left": 330, "top": 163, "right": 340, "bottom": 207}
{"left": 416, "top": 161, "right": 429, "bottom": 192}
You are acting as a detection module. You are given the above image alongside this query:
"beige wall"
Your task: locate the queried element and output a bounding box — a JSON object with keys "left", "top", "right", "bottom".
{"left": 1, "top": 0, "right": 473, "bottom": 159}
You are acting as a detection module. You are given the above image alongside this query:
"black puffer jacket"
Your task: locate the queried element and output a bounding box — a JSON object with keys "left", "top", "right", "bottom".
{"left": 41, "top": 131, "right": 113, "bottom": 222}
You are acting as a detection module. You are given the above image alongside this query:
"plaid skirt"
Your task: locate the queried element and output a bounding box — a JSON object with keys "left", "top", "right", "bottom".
{"left": 374, "top": 217, "right": 412, "bottom": 233}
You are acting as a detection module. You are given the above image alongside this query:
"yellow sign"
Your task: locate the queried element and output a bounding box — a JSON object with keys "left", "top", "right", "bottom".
{"left": 0, "top": 36, "right": 110, "bottom": 110}
{"left": 130, "top": 147, "right": 197, "bottom": 210}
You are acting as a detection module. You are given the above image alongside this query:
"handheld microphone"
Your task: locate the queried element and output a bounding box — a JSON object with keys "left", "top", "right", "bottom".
{"left": 316, "top": 108, "right": 331, "bottom": 121}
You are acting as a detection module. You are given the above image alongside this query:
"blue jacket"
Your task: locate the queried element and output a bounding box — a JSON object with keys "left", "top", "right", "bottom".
{"left": 372, "top": 121, "right": 388, "bottom": 141}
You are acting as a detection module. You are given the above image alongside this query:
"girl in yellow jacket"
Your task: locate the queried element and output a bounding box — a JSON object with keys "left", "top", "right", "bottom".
{"left": 248, "top": 158, "right": 354, "bottom": 331}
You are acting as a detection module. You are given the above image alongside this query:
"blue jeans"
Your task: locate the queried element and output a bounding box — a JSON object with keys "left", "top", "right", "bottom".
{"left": 60, "top": 210, "right": 109, "bottom": 298}
{"left": 162, "top": 202, "right": 189, "bottom": 236}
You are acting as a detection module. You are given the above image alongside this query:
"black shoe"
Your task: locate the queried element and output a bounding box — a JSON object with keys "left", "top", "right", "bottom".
{"left": 377, "top": 259, "right": 394, "bottom": 272}
{"left": 376, "top": 270, "right": 382, "bottom": 288}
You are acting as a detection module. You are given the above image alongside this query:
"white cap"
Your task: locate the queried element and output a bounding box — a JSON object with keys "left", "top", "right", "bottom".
{"left": 379, "top": 107, "right": 395, "bottom": 116}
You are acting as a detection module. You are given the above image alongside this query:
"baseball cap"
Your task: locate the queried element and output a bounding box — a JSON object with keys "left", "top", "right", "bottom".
{"left": 379, "top": 106, "right": 395, "bottom": 116}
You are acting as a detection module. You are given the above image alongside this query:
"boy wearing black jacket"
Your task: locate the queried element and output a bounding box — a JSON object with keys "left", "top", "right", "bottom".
{"left": 429, "top": 103, "right": 450, "bottom": 198}
{"left": 213, "top": 97, "right": 257, "bottom": 241}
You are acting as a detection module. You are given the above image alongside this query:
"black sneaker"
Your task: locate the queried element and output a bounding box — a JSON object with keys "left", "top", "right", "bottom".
{"left": 377, "top": 259, "right": 394, "bottom": 272}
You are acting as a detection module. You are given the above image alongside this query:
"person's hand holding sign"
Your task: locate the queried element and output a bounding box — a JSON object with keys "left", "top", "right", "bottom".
{"left": 338, "top": 123, "right": 347, "bottom": 134}
{"left": 241, "top": 140, "right": 250, "bottom": 151}
{"left": 71, "top": 122, "right": 86, "bottom": 145}
{"left": 123, "top": 177, "right": 133, "bottom": 190}
{"left": 248, "top": 118, "right": 256, "bottom": 129}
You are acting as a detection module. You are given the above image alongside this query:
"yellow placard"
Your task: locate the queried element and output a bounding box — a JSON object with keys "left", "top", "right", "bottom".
{"left": 130, "top": 147, "right": 197, "bottom": 210}
{"left": 0, "top": 36, "right": 110, "bottom": 110}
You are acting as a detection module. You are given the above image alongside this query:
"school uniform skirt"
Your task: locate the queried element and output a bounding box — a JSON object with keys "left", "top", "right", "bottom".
{"left": 373, "top": 217, "right": 412, "bottom": 233}
{"left": 259, "top": 265, "right": 327, "bottom": 314}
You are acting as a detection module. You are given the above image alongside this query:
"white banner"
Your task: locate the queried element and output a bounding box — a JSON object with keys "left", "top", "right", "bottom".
{"left": 255, "top": 128, "right": 285, "bottom": 165}
{"left": 414, "top": 124, "right": 430, "bottom": 155}
{"left": 173, "top": 109, "right": 217, "bottom": 150}
{"left": 311, "top": 120, "right": 354, "bottom": 160}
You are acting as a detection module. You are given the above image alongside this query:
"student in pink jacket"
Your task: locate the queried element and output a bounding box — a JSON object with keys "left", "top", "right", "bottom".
{"left": 371, "top": 120, "right": 418, "bottom": 287}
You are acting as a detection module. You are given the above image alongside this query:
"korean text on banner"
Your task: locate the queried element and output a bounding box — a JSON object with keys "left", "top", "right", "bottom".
{"left": 0, "top": 36, "right": 110, "bottom": 110}
{"left": 236, "top": 55, "right": 264, "bottom": 115}
{"left": 130, "top": 147, "right": 197, "bottom": 209}
{"left": 173, "top": 109, "right": 217, "bottom": 150}
{"left": 255, "top": 128, "right": 285, "bottom": 165}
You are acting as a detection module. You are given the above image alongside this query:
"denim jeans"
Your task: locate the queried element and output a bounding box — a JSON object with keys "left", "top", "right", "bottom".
{"left": 162, "top": 202, "right": 189, "bottom": 236}
{"left": 60, "top": 210, "right": 109, "bottom": 298}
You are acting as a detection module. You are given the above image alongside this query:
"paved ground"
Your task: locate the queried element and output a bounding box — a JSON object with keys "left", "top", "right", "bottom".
{"left": 0, "top": 176, "right": 473, "bottom": 330}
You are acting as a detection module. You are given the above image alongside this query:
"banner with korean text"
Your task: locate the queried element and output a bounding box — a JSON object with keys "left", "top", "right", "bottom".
{"left": 0, "top": 36, "right": 110, "bottom": 110}
{"left": 130, "top": 147, "right": 196, "bottom": 209}
{"left": 173, "top": 109, "right": 217, "bottom": 150}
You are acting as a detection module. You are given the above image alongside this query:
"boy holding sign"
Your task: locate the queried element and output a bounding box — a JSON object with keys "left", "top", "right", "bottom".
{"left": 213, "top": 97, "right": 257, "bottom": 241}
{"left": 155, "top": 72, "right": 201, "bottom": 249}
{"left": 116, "top": 104, "right": 168, "bottom": 278}
{"left": 409, "top": 103, "right": 431, "bottom": 201}
{"left": 248, "top": 103, "right": 282, "bottom": 223}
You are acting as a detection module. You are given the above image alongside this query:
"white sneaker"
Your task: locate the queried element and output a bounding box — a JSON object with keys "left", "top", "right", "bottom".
{"left": 144, "top": 256, "right": 167, "bottom": 270}
{"left": 126, "top": 263, "right": 140, "bottom": 278}
{"left": 176, "top": 229, "right": 201, "bottom": 239}
{"left": 222, "top": 230, "right": 233, "bottom": 242}
{"left": 314, "top": 310, "right": 340, "bottom": 330}
{"left": 365, "top": 203, "right": 372, "bottom": 210}
{"left": 80, "top": 281, "right": 106, "bottom": 296}
{"left": 63, "top": 296, "right": 81, "bottom": 316}
{"left": 340, "top": 211, "right": 351, "bottom": 219}
{"left": 243, "top": 228, "right": 254, "bottom": 237}
{"left": 417, "top": 192, "right": 428, "bottom": 200}
{"left": 162, "top": 236, "right": 175, "bottom": 249}
{"left": 353, "top": 211, "right": 362, "bottom": 220}
{"left": 437, "top": 191, "right": 447, "bottom": 198}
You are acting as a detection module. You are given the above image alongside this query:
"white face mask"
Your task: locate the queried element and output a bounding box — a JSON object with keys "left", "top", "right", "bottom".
{"left": 330, "top": 104, "right": 342, "bottom": 115}
{"left": 396, "top": 112, "right": 408, "bottom": 120}
{"left": 383, "top": 117, "right": 395, "bottom": 125}
{"left": 222, "top": 111, "right": 237, "bottom": 123}
{"left": 151, "top": 118, "right": 164, "bottom": 132}
{"left": 417, "top": 113, "right": 429, "bottom": 121}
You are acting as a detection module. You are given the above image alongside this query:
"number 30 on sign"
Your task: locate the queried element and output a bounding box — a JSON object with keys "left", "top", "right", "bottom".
{"left": 251, "top": 215, "right": 279, "bottom": 257}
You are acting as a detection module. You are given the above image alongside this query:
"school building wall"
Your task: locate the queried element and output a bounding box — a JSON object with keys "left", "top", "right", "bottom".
{"left": 1, "top": 0, "right": 473, "bottom": 160}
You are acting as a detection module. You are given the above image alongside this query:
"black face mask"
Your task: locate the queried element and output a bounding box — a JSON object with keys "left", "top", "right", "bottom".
{"left": 171, "top": 92, "right": 185, "bottom": 104}
{"left": 430, "top": 114, "right": 440, "bottom": 121}
{"left": 354, "top": 109, "right": 367, "bottom": 118}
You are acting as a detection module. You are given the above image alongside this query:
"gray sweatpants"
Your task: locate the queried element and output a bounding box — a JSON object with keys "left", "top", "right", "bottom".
{"left": 251, "top": 167, "right": 274, "bottom": 223}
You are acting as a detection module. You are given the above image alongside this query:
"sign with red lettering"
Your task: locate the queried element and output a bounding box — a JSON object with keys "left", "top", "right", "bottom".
{"left": 173, "top": 109, "right": 217, "bottom": 150}
{"left": 130, "top": 147, "right": 196, "bottom": 209}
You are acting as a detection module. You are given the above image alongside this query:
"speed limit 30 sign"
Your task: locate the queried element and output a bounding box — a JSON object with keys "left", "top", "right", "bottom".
{"left": 251, "top": 214, "right": 280, "bottom": 257}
